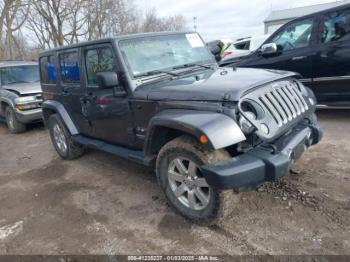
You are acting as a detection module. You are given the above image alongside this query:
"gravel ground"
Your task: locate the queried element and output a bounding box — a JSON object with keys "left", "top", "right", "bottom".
{"left": 0, "top": 110, "right": 349, "bottom": 255}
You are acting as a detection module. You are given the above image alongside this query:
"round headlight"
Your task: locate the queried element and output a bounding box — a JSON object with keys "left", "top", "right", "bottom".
{"left": 239, "top": 115, "right": 255, "bottom": 134}
{"left": 245, "top": 111, "right": 256, "bottom": 120}
{"left": 240, "top": 100, "right": 265, "bottom": 121}
{"left": 240, "top": 101, "right": 258, "bottom": 119}
{"left": 260, "top": 123, "right": 269, "bottom": 135}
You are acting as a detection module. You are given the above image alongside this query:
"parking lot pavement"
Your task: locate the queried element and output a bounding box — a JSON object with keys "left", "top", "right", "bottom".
{"left": 0, "top": 110, "right": 349, "bottom": 255}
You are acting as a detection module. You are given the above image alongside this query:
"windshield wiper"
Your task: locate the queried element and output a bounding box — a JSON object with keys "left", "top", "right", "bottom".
{"left": 135, "top": 69, "right": 180, "bottom": 78}
{"left": 173, "top": 63, "right": 213, "bottom": 70}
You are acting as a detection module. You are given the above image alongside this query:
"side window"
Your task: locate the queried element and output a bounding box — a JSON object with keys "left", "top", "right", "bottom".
{"left": 59, "top": 51, "right": 80, "bottom": 84}
{"left": 272, "top": 18, "right": 314, "bottom": 51}
{"left": 85, "top": 47, "right": 116, "bottom": 86}
{"left": 40, "top": 55, "right": 57, "bottom": 84}
{"left": 234, "top": 41, "right": 250, "bottom": 50}
{"left": 321, "top": 9, "right": 350, "bottom": 43}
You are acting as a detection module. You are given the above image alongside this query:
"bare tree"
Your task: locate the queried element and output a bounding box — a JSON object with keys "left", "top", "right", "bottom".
{"left": 0, "top": 0, "right": 29, "bottom": 59}
{"left": 28, "top": 0, "right": 87, "bottom": 48}
{"left": 0, "top": 2, "right": 6, "bottom": 44}
{"left": 26, "top": 8, "right": 53, "bottom": 49}
{"left": 161, "top": 15, "right": 187, "bottom": 31}
{"left": 139, "top": 8, "right": 186, "bottom": 33}
{"left": 0, "top": 0, "right": 187, "bottom": 60}
{"left": 83, "top": 0, "right": 138, "bottom": 40}
{"left": 83, "top": 1, "right": 186, "bottom": 39}
{"left": 109, "top": 0, "right": 139, "bottom": 34}
{"left": 84, "top": 0, "right": 113, "bottom": 40}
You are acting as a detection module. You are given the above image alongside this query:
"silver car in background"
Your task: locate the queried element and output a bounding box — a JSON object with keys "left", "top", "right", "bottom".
{"left": 0, "top": 61, "right": 42, "bottom": 133}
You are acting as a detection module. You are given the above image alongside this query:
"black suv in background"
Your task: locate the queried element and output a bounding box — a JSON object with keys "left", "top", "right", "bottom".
{"left": 221, "top": 3, "right": 350, "bottom": 108}
{"left": 39, "top": 32, "right": 322, "bottom": 224}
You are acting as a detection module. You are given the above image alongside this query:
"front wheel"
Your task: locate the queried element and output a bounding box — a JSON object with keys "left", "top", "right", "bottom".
{"left": 156, "top": 135, "right": 239, "bottom": 225}
{"left": 48, "top": 114, "right": 84, "bottom": 160}
{"left": 5, "top": 106, "right": 26, "bottom": 134}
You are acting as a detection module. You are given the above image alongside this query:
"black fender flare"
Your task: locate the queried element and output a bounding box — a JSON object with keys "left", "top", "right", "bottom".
{"left": 0, "top": 97, "right": 15, "bottom": 111}
{"left": 145, "top": 109, "right": 246, "bottom": 153}
{"left": 42, "top": 100, "right": 79, "bottom": 135}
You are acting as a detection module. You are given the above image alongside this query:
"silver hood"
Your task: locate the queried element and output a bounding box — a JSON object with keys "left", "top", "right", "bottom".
{"left": 3, "top": 82, "right": 42, "bottom": 95}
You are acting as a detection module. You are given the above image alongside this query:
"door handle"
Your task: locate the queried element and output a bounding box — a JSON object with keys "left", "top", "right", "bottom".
{"left": 85, "top": 92, "right": 97, "bottom": 100}
{"left": 61, "top": 90, "right": 70, "bottom": 96}
{"left": 291, "top": 56, "right": 307, "bottom": 61}
{"left": 81, "top": 93, "right": 97, "bottom": 101}
{"left": 80, "top": 96, "right": 88, "bottom": 103}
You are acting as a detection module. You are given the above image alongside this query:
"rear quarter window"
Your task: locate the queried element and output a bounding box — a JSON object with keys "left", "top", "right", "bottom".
{"left": 40, "top": 55, "right": 57, "bottom": 84}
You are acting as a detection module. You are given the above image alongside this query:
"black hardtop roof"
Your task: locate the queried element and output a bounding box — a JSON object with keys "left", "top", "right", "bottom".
{"left": 39, "top": 31, "right": 195, "bottom": 56}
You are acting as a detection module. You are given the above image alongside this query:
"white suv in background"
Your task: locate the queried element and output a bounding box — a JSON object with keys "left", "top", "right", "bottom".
{"left": 220, "top": 35, "right": 270, "bottom": 63}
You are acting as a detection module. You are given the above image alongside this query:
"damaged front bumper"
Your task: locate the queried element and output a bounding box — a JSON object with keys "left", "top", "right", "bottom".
{"left": 201, "top": 120, "right": 323, "bottom": 191}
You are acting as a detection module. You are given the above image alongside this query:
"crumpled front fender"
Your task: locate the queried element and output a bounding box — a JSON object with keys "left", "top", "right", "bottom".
{"left": 145, "top": 109, "right": 246, "bottom": 151}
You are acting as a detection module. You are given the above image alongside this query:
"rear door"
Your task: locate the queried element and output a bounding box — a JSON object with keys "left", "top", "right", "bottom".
{"left": 81, "top": 43, "right": 135, "bottom": 147}
{"left": 311, "top": 7, "right": 350, "bottom": 104}
{"left": 57, "top": 49, "right": 92, "bottom": 136}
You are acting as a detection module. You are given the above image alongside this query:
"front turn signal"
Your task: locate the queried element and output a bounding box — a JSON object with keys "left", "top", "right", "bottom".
{"left": 199, "top": 134, "right": 209, "bottom": 145}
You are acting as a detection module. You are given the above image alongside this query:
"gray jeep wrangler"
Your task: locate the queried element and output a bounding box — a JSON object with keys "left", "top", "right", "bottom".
{"left": 39, "top": 32, "right": 322, "bottom": 224}
{"left": 0, "top": 61, "right": 42, "bottom": 133}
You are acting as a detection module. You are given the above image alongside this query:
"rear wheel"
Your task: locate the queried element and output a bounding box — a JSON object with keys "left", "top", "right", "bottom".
{"left": 5, "top": 106, "right": 26, "bottom": 134}
{"left": 48, "top": 114, "right": 84, "bottom": 160}
{"left": 156, "top": 135, "right": 239, "bottom": 225}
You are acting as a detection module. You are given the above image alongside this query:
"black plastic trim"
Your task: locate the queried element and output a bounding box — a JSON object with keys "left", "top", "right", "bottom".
{"left": 201, "top": 121, "right": 322, "bottom": 190}
{"left": 42, "top": 100, "right": 79, "bottom": 135}
{"left": 72, "top": 135, "right": 153, "bottom": 166}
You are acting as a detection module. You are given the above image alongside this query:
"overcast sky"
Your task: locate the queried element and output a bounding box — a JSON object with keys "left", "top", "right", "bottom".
{"left": 136, "top": 0, "right": 338, "bottom": 40}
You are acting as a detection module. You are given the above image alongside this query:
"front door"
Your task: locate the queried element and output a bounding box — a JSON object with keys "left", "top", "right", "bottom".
{"left": 311, "top": 8, "right": 350, "bottom": 104}
{"left": 81, "top": 44, "right": 135, "bottom": 147}
{"left": 243, "top": 17, "right": 315, "bottom": 82}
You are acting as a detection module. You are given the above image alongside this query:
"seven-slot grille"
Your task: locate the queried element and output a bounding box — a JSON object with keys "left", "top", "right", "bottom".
{"left": 258, "top": 81, "right": 309, "bottom": 127}
{"left": 239, "top": 79, "right": 312, "bottom": 140}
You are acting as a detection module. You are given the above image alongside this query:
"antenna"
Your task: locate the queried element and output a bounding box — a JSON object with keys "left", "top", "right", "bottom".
{"left": 193, "top": 17, "right": 197, "bottom": 32}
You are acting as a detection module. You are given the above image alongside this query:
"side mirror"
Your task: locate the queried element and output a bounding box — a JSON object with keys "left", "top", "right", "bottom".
{"left": 260, "top": 43, "right": 278, "bottom": 55}
{"left": 96, "top": 72, "right": 119, "bottom": 89}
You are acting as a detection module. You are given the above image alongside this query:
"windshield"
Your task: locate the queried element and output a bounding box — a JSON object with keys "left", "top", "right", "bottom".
{"left": 118, "top": 33, "right": 215, "bottom": 77}
{"left": 1, "top": 65, "right": 39, "bottom": 85}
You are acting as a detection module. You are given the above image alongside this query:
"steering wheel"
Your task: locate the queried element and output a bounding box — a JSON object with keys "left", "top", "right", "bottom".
{"left": 284, "top": 41, "right": 295, "bottom": 49}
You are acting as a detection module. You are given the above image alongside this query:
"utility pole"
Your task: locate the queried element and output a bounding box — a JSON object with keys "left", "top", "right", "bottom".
{"left": 193, "top": 17, "right": 197, "bottom": 32}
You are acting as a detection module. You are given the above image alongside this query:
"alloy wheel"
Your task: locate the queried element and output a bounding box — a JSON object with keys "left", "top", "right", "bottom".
{"left": 168, "top": 157, "right": 211, "bottom": 210}
{"left": 6, "top": 110, "right": 14, "bottom": 130}
{"left": 53, "top": 123, "right": 67, "bottom": 153}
